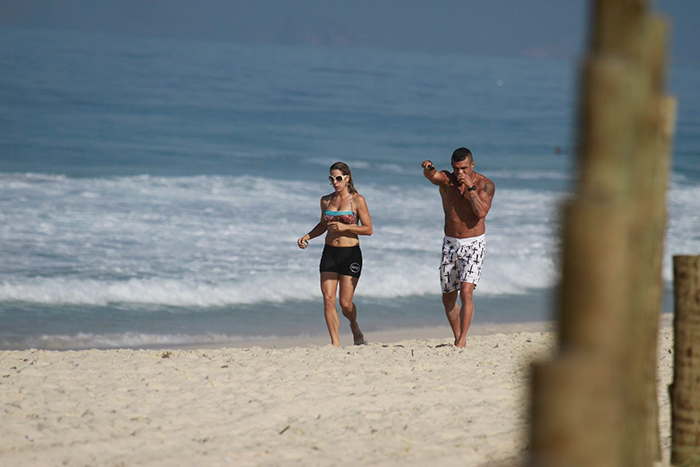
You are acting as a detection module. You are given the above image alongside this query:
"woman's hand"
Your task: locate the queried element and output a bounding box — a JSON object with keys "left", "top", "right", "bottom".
{"left": 297, "top": 236, "right": 310, "bottom": 249}
{"left": 326, "top": 221, "right": 346, "bottom": 233}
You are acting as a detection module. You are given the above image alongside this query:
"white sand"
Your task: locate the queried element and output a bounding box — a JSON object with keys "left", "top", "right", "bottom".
{"left": 1, "top": 324, "right": 675, "bottom": 467}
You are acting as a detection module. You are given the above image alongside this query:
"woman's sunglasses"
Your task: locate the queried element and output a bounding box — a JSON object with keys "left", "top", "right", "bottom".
{"left": 329, "top": 175, "right": 347, "bottom": 183}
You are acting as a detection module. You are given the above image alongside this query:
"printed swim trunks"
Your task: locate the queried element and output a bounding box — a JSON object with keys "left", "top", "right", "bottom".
{"left": 439, "top": 235, "right": 486, "bottom": 293}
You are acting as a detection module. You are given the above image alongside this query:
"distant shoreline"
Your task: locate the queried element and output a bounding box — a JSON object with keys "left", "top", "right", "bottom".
{"left": 2, "top": 314, "right": 673, "bottom": 352}
{"left": 178, "top": 320, "right": 558, "bottom": 350}
{"left": 157, "top": 313, "right": 674, "bottom": 350}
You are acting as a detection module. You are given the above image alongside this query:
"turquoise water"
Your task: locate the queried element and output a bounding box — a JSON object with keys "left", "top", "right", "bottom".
{"left": 1, "top": 27, "right": 698, "bottom": 349}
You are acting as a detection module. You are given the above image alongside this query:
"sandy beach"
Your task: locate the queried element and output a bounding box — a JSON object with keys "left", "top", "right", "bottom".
{"left": 1, "top": 321, "right": 675, "bottom": 467}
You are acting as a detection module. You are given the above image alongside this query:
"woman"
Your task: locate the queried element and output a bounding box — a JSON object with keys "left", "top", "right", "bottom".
{"left": 297, "top": 162, "right": 373, "bottom": 347}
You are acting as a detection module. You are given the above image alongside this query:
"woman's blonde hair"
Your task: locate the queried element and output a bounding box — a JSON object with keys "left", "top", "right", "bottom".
{"left": 330, "top": 161, "right": 356, "bottom": 193}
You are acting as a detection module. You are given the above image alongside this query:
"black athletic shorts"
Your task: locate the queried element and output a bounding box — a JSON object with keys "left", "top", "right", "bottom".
{"left": 319, "top": 244, "right": 363, "bottom": 278}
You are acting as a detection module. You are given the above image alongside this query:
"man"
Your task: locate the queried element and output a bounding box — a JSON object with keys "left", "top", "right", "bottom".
{"left": 422, "top": 147, "right": 495, "bottom": 347}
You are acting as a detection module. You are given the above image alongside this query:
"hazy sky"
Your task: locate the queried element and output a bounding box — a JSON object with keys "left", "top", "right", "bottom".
{"left": 1, "top": 1, "right": 698, "bottom": 64}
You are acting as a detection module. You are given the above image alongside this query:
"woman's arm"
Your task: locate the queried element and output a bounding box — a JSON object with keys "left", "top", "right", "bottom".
{"left": 297, "top": 197, "right": 330, "bottom": 248}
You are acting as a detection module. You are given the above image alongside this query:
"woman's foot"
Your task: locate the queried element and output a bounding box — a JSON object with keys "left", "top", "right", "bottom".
{"left": 354, "top": 334, "right": 368, "bottom": 345}
{"left": 351, "top": 322, "right": 367, "bottom": 345}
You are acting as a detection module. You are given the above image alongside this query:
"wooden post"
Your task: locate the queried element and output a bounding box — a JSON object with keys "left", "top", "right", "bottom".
{"left": 576, "top": 56, "right": 643, "bottom": 200}
{"left": 557, "top": 200, "right": 630, "bottom": 355}
{"left": 620, "top": 16, "right": 672, "bottom": 466}
{"left": 530, "top": 353, "right": 620, "bottom": 467}
{"left": 529, "top": 199, "right": 631, "bottom": 465}
{"left": 528, "top": 1, "right": 677, "bottom": 465}
{"left": 671, "top": 256, "right": 700, "bottom": 465}
{"left": 591, "top": 0, "right": 646, "bottom": 58}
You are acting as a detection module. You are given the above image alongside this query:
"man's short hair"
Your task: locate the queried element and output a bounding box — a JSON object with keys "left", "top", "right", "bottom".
{"left": 451, "top": 147, "right": 473, "bottom": 163}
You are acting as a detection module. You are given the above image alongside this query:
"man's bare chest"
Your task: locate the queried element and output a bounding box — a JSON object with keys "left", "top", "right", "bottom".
{"left": 440, "top": 186, "right": 474, "bottom": 214}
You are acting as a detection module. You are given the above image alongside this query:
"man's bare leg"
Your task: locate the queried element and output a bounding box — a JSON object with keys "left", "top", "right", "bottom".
{"left": 321, "top": 272, "right": 341, "bottom": 346}
{"left": 339, "top": 275, "right": 366, "bottom": 345}
{"left": 455, "top": 282, "right": 476, "bottom": 348}
{"left": 442, "top": 290, "right": 461, "bottom": 342}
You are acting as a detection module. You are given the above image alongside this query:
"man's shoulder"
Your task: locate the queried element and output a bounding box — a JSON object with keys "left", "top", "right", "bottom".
{"left": 437, "top": 170, "right": 456, "bottom": 186}
{"left": 474, "top": 171, "right": 490, "bottom": 183}
{"left": 477, "top": 173, "right": 496, "bottom": 195}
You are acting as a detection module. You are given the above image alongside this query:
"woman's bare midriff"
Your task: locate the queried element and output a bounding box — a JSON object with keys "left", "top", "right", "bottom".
{"left": 326, "top": 232, "right": 360, "bottom": 247}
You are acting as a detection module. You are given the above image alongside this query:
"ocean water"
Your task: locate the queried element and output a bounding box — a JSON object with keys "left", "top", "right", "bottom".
{"left": 1, "top": 27, "right": 698, "bottom": 350}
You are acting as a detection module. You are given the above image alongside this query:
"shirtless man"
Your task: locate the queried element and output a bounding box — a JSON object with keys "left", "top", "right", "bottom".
{"left": 422, "top": 147, "right": 495, "bottom": 347}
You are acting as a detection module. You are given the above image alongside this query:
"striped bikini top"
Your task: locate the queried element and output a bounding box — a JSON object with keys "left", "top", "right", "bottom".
{"left": 324, "top": 194, "right": 357, "bottom": 225}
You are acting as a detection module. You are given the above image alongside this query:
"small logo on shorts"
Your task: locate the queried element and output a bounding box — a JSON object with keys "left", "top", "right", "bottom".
{"left": 349, "top": 262, "right": 361, "bottom": 274}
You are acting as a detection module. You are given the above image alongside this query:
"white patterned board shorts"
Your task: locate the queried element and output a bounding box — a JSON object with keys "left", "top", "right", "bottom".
{"left": 439, "top": 235, "right": 486, "bottom": 293}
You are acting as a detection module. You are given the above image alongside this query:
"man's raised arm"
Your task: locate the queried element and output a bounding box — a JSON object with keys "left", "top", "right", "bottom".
{"left": 421, "top": 160, "right": 449, "bottom": 185}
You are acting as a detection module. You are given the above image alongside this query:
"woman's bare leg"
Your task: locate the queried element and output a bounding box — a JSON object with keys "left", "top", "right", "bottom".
{"left": 338, "top": 275, "right": 366, "bottom": 345}
{"left": 320, "top": 272, "right": 341, "bottom": 346}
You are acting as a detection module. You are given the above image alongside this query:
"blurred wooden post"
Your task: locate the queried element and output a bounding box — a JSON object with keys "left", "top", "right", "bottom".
{"left": 671, "top": 256, "right": 700, "bottom": 466}
{"left": 529, "top": 200, "right": 632, "bottom": 466}
{"left": 621, "top": 15, "right": 673, "bottom": 465}
{"left": 530, "top": 354, "right": 619, "bottom": 467}
{"left": 528, "top": 0, "right": 676, "bottom": 465}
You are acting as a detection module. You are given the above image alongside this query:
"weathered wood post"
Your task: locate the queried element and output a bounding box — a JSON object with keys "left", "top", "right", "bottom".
{"left": 671, "top": 255, "right": 700, "bottom": 466}
{"left": 530, "top": 201, "right": 631, "bottom": 467}
{"left": 528, "top": 0, "right": 676, "bottom": 465}
{"left": 621, "top": 15, "right": 675, "bottom": 465}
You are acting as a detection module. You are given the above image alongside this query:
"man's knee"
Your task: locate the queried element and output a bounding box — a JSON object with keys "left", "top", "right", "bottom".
{"left": 442, "top": 291, "right": 458, "bottom": 307}
{"left": 442, "top": 290, "right": 457, "bottom": 299}
{"left": 459, "top": 282, "right": 475, "bottom": 299}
